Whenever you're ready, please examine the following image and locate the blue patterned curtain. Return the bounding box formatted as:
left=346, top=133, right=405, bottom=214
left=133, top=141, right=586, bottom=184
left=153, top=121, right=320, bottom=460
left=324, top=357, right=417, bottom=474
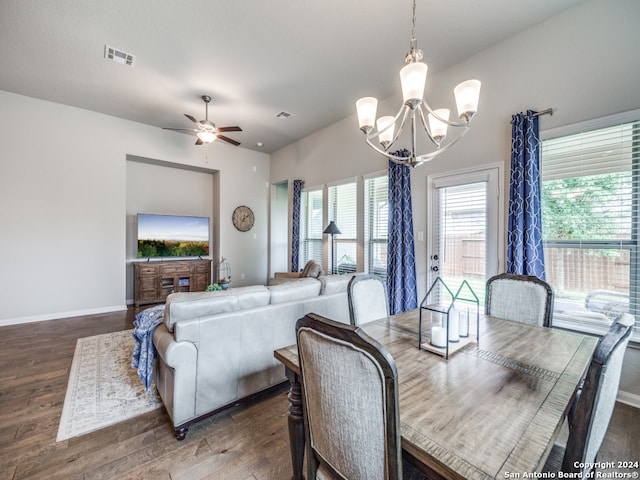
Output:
left=291, top=179, right=304, bottom=272
left=387, top=151, right=418, bottom=314
left=507, top=111, right=546, bottom=279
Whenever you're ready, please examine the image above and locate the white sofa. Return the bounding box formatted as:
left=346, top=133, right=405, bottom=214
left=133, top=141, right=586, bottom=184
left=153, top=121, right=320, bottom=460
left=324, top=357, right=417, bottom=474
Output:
left=152, top=274, right=355, bottom=440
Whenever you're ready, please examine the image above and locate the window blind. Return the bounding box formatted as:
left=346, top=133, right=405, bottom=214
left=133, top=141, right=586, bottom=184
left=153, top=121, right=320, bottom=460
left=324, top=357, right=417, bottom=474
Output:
left=541, top=118, right=639, bottom=340
left=328, top=181, right=357, bottom=274
left=364, top=174, right=388, bottom=279
left=435, top=182, right=487, bottom=304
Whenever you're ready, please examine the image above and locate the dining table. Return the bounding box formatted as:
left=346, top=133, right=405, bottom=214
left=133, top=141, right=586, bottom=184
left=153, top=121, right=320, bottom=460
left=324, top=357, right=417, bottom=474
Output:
left=273, top=309, right=598, bottom=480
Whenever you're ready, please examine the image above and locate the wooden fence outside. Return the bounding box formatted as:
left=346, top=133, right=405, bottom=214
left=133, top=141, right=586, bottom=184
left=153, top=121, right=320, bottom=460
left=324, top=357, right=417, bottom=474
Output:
left=440, top=235, right=629, bottom=296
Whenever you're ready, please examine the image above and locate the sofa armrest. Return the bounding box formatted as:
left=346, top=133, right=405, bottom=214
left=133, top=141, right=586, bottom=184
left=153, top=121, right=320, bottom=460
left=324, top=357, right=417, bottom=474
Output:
left=154, top=323, right=198, bottom=368
left=273, top=272, right=302, bottom=279
left=153, top=323, right=198, bottom=428
left=269, top=272, right=303, bottom=285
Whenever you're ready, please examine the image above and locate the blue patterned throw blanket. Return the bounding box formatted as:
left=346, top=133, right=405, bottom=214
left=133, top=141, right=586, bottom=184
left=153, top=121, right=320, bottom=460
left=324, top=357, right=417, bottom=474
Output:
left=131, top=304, right=165, bottom=395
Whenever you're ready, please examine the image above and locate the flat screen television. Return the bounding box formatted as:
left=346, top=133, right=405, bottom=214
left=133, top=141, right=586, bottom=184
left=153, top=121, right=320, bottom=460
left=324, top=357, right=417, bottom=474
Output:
left=137, top=213, right=210, bottom=258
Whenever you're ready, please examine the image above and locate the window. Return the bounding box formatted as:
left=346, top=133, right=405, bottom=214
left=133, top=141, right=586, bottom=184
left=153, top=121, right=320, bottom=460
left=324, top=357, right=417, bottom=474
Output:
left=300, top=188, right=323, bottom=267
left=541, top=112, right=639, bottom=340
left=364, top=174, right=388, bottom=279
left=328, top=181, right=357, bottom=274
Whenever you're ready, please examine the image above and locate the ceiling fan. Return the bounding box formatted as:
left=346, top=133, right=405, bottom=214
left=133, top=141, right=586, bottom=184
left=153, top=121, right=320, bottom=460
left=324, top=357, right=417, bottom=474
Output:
left=163, top=95, right=242, bottom=146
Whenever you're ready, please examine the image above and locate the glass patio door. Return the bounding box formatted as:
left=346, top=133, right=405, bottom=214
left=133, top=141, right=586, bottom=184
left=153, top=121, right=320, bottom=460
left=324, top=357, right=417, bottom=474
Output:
left=428, top=167, right=502, bottom=306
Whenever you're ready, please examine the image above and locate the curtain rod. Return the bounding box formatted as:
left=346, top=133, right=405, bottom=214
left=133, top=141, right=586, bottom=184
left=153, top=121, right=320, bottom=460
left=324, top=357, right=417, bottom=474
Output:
left=531, top=108, right=553, bottom=118
left=510, top=108, right=553, bottom=123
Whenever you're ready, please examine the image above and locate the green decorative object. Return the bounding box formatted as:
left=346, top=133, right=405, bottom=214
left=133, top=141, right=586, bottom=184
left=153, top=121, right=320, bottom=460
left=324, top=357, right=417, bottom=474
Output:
left=206, top=283, right=223, bottom=291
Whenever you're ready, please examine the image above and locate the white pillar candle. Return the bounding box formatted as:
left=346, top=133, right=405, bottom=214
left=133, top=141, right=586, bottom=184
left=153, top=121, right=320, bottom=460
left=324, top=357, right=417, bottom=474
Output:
left=459, top=308, right=469, bottom=338
left=448, top=311, right=460, bottom=342
left=431, top=326, right=447, bottom=348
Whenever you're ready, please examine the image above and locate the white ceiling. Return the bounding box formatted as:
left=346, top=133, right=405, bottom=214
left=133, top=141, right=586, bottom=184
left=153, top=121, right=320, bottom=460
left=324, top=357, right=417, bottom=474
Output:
left=0, top=0, right=585, bottom=154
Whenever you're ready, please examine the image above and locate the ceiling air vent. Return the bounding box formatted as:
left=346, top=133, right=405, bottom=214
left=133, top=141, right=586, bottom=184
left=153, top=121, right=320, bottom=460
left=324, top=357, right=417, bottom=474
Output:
left=275, top=111, right=293, bottom=119
left=104, top=45, right=135, bottom=66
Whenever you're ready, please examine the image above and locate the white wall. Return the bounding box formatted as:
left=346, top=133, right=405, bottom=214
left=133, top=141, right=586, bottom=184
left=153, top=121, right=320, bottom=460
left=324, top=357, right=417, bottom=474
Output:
left=0, top=90, right=269, bottom=325
left=270, top=0, right=640, bottom=298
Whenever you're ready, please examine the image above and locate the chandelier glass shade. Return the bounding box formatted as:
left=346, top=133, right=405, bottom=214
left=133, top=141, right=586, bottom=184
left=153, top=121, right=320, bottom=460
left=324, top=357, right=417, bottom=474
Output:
left=356, top=0, right=481, bottom=168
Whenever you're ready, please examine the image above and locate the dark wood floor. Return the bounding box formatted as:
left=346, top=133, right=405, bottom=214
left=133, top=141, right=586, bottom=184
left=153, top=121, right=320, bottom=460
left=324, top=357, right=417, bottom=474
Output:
left=0, top=308, right=638, bottom=479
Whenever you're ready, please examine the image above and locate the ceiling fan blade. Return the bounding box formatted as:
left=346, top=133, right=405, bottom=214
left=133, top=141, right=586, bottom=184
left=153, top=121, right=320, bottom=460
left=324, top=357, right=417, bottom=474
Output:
left=195, top=137, right=204, bottom=145
left=217, top=134, right=240, bottom=146
left=184, top=114, right=200, bottom=125
left=216, top=126, right=242, bottom=132
left=163, top=127, right=197, bottom=134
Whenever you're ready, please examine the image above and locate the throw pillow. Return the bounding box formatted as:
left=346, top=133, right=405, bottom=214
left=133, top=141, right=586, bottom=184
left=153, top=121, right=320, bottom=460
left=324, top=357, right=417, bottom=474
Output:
left=301, top=260, right=323, bottom=278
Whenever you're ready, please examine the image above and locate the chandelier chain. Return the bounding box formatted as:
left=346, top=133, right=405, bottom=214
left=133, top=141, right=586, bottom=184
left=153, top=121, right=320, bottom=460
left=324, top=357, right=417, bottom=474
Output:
left=411, top=0, right=417, bottom=48
left=406, top=0, right=422, bottom=63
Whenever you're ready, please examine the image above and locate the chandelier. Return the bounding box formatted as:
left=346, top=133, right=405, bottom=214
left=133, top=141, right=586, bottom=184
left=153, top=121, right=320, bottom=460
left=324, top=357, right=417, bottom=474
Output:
left=356, top=0, right=481, bottom=168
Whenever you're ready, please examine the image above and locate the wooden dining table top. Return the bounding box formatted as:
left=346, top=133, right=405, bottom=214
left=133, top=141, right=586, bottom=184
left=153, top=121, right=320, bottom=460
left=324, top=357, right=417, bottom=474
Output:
left=274, top=309, right=598, bottom=480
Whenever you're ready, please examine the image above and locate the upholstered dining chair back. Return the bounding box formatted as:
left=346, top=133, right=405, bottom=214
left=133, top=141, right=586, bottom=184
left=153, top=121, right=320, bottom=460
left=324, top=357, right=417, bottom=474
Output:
left=296, top=313, right=402, bottom=480
left=544, top=313, right=634, bottom=475
left=485, top=273, right=554, bottom=327
left=348, top=274, right=389, bottom=326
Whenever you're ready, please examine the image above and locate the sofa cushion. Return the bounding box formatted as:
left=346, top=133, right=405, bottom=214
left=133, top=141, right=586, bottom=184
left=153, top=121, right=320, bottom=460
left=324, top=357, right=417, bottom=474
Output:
left=319, top=273, right=356, bottom=295
left=233, top=285, right=273, bottom=309
left=268, top=277, right=321, bottom=304
left=164, top=285, right=270, bottom=332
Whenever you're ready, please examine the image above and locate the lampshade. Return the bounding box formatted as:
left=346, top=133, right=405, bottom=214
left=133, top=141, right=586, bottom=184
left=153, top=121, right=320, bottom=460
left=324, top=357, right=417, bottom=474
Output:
left=197, top=131, right=216, bottom=144
left=428, top=108, right=450, bottom=142
left=453, top=79, right=481, bottom=120
left=400, top=61, right=428, bottom=106
left=323, top=221, right=341, bottom=235
left=377, top=116, right=395, bottom=147
left=356, top=97, right=378, bottom=131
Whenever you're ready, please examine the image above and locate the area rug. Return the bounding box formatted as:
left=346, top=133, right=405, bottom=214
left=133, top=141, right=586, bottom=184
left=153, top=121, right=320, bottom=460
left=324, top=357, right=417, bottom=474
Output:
left=56, top=329, right=162, bottom=442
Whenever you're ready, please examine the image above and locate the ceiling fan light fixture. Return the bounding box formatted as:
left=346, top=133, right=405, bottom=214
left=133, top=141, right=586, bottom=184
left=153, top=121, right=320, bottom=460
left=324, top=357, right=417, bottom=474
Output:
left=197, top=131, right=216, bottom=144
left=163, top=95, right=242, bottom=147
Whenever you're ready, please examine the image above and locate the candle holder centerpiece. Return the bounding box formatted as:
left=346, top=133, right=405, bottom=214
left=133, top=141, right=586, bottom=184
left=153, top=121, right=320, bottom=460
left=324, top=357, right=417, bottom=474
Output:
left=419, top=277, right=480, bottom=359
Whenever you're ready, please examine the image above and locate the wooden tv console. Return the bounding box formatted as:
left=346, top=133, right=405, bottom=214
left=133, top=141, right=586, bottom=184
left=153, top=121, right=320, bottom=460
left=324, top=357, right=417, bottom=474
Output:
left=134, top=259, right=212, bottom=307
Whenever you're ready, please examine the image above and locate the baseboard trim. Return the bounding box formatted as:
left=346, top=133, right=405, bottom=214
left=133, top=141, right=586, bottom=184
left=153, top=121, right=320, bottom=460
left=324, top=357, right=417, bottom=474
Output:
left=617, top=390, right=640, bottom=409
left=0, top=305, right=128, bottom=327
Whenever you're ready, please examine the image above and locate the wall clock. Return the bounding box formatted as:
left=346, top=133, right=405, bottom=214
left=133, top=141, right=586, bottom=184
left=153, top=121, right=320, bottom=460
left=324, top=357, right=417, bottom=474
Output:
left=232, top=205, right=254, bottom=232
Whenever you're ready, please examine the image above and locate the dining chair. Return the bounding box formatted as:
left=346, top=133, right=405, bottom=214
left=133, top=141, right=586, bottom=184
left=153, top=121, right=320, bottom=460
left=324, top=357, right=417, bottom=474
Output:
left=347, top=273, right=389, bottom=325
left=296, top=313, right=427, bottom=480
left=543, top=313, right=634, bottom=476
left=485, top=273, right=554, bottom=327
